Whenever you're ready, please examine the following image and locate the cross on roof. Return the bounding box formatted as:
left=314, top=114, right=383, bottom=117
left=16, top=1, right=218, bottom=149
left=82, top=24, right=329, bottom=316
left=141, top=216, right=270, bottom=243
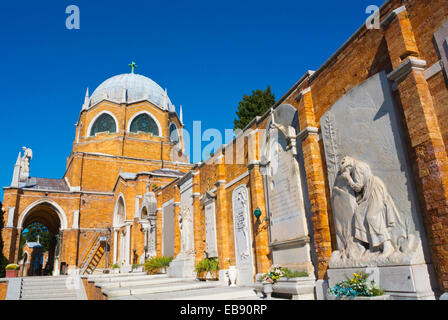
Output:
left=128, top=61, right=138, bottom=74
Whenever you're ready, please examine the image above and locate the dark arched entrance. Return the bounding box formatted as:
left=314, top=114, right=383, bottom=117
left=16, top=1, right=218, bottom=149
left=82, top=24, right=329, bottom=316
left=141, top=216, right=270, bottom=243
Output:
left=18, top=201, right=65, bottom=276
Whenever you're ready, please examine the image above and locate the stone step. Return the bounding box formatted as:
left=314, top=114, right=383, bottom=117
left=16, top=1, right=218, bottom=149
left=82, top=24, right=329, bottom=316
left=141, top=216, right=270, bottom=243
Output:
left=97, top=277, right=189, bottom=289
left=103, top=281, right=222, bottom=298
left=109, top=286, right=258, bottom=300
left=87, top=273, right=158, bottom=283
left=85, top=272, right=147, bottom=280
left=23, top=277, right=70, bottom=284
left=172, top=288, right=259, bottom=300
left=21, top=295, right=79, bottom=300
left=21, top=287, right=77, bottom=295
left=21, top=291, right=78, bottom=299
left=22, top=281, right=73, bottom=289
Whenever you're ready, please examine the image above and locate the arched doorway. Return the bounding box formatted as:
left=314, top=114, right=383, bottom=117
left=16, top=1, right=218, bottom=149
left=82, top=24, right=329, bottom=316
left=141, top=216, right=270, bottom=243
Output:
left=17, top=200, right=67, bottom=276
left=113, top=195, right=129, bottom=267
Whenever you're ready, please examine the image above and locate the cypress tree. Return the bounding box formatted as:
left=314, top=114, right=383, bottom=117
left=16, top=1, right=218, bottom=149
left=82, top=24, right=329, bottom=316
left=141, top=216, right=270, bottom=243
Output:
left=233, top=86, right=276, bottom=130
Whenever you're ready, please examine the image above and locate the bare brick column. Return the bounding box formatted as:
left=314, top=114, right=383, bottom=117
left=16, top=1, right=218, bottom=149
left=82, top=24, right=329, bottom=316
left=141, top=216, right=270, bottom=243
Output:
left=247, top=130, right=270, bottom=274
left=296, top=88, right=332, bottom=279
left=1, top=227, right=16, bottom=262
left=192, top=171, right=205, bottom=264
left=383, top=7, right=448, bottom=291
left=214, top=157, right=230, bottom=270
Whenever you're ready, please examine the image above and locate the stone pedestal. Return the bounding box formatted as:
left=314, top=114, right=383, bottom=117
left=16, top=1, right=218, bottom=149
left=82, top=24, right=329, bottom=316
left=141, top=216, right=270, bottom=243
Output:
left=327, top=264, right=437, bottom=300
left=167, top=254, right=195, bottom=278
left=120, top=264, right=132, bottom=274
left=254, top=275, right=316, bottom=300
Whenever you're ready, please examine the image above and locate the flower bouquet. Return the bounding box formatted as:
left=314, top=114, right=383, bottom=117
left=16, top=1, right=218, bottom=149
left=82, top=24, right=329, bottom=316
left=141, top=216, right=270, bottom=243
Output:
left=328, top=272, right=386, bottom=300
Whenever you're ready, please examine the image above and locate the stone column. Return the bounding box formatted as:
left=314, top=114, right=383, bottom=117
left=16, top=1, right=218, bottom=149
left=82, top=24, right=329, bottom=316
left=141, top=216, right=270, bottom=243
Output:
left=383, top=7, right=448, bottom=291
left=156, top=192, right=163, bottom=257
left=134, top=196, right=141, bottom=219
left=126, top=224, right=131, bottom=265
left=295, top=87, right=333, bottom=280
left=174, top=188, right=181, bottom=257
left=113, top=229, right=118, bottom=264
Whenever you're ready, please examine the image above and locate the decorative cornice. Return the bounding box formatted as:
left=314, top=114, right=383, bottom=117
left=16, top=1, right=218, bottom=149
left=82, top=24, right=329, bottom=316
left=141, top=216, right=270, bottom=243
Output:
left=214, top=180, right=226, bottom=187
left=200, top=190, right=217, bottom=205
left=425, top=60, right=443, bottom=80
left=296, top=126, right=319, bottom=141
left=225, top=171, right=249, bottom=189
left=387, top=57, right=427, bottom=84
left=269, top=236, right=310, bottom=249
left=294, top=87, right=311, bottom=101
left=380, top=6, right=406, bottom=30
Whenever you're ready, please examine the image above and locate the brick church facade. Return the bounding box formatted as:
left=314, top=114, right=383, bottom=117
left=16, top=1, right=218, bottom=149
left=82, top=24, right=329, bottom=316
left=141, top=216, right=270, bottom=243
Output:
left=2, top=0, right=448, bottom=299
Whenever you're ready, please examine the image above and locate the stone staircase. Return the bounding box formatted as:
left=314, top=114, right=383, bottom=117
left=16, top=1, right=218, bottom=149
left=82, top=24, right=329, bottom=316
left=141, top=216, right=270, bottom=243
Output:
left=84, top=272, right=261, bottom=300
left=20, top=276, right=86, bottom=300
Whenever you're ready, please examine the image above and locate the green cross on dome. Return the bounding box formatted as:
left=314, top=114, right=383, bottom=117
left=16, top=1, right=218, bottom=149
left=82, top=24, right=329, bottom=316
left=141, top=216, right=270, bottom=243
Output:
left=128, top=61, right=138, bottom=74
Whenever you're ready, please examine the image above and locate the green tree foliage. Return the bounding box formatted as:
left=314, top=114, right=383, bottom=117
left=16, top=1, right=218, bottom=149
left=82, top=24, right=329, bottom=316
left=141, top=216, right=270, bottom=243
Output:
left=20, top=222, right=50, bottom=253
left=233, top=86, right=276, bottom=130
left=0, top=202, right=8, bottom=277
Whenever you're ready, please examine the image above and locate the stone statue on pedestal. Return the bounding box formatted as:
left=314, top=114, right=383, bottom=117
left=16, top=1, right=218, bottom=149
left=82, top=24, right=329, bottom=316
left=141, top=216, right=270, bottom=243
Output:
left=330, top=156, right=421, bottom=267
left=178, top=206, right=194, bottom=257
left=19, top=146, right=33, bottom=182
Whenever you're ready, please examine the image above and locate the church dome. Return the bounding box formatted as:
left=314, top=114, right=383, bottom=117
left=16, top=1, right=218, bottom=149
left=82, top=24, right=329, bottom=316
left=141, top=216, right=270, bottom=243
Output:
left=85, top=73, right=174, bottom=111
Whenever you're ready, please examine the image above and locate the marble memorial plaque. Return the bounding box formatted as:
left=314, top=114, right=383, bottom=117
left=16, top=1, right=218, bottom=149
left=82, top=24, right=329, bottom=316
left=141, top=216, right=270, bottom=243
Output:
left=162, top=201, right=175, bottom=258
left=434, top=20, right=448, bottom=84
left=266, top=131, right=307, bottom=243
left=205, top=201, right=218, bottom=258
left=320, top=71, right=426, bottom=268
left=232, top=185, right=255, bottom=285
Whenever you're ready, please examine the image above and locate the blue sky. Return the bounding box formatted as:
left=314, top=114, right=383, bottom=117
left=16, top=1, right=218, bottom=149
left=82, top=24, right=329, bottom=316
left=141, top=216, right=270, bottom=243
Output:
left=0, top=0, right=383, bottom=199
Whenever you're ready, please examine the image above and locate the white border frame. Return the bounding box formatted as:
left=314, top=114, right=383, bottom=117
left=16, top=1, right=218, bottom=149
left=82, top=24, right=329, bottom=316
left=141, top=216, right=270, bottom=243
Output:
left=86, top=110, right=119, bottom=137
left=113, top=193, right=127, bottom=228
left=18, top=199, right=68, bottom=231
left=127, top=110, right=162, bottom=137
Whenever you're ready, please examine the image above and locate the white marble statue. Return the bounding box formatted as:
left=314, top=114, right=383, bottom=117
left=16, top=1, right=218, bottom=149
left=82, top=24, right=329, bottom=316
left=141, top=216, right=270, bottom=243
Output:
left=178, top=206, right=194, bottom=257
left=269, top=109, right=297, bottom=156
left=19, top=146, right=33, bottom=182
left=330, top=156, right=421, bottom=267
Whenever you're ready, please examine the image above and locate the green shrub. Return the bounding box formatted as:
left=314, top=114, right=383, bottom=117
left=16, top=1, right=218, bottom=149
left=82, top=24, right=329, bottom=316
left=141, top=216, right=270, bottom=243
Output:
left=132, top=264, right=142, bottom=269
left=159, top=256, right=173, bottom=268
left=144, top=256, right=173, bottom=274
left=5, top=264, right=20, bottom=271
left=195, top=258, right=219, bottom=273
left=111, top=264, right=119, bottom=269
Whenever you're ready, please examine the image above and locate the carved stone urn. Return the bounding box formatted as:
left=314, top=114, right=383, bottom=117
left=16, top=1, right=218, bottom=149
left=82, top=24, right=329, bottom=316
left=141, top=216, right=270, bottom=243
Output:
left=228, top=266, right=237, bottom=287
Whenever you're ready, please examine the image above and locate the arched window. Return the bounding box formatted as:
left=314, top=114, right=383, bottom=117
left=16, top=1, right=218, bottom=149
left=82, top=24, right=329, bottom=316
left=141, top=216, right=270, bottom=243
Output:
left=141, top=207, right=148, bottom=220
left=90, top=113, right=117, bottom=136
left=169, top=123, right=179, bottom=144
left=116, top=197, right=125, bottom=226
left=130, top=113, right=159, bottom=136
